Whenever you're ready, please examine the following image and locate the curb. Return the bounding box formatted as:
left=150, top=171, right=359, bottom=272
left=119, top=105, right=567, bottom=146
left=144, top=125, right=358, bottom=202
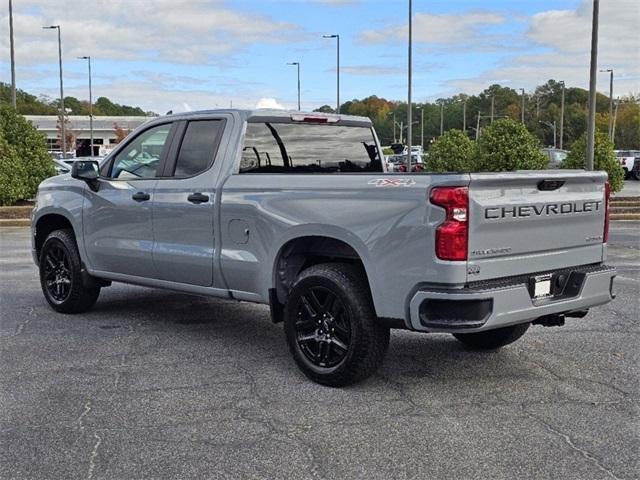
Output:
left=0, top=219, right=31, bottom=227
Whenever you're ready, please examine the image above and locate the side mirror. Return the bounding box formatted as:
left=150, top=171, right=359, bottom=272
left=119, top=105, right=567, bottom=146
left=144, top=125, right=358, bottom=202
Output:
left=71, top=160, right=100, bottom=190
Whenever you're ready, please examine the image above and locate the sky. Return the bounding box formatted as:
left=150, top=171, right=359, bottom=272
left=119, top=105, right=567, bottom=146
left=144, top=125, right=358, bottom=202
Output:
left=1, top=0, right=639, bottom=114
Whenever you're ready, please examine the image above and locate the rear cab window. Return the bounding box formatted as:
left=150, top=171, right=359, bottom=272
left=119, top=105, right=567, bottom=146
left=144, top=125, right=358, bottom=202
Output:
left=240, top=120, right=382, bottom=173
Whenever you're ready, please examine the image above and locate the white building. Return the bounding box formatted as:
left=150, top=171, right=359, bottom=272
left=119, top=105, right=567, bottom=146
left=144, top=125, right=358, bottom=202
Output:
left=25, top=115, right=154, bottom=157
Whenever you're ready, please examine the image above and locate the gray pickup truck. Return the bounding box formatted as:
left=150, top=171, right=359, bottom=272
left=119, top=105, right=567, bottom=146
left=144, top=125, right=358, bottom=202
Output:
left=32, top=110, right=616, bottom=386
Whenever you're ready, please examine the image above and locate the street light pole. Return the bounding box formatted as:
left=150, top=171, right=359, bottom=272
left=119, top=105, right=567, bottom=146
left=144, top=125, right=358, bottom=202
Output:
left=490, top=95, right=495, bottom=123
left=586, top=0, right=600, bottom=171
left=439, top=101, right=444, bottom=136
left=406, top=0, right=413, bottom=173
left=78, top=56, right=93, bottom=155
left=43, top=25, right=66, bottom=156
left=599, top=68, right=614, bottom=139
left=520, top=88, right=526, bottom=124
left=612, top=97, right=619, bottom=142
left=9, top=0, right=16, bottom=108
left=420, top=106, right=424, bottom=150
left=287, top=62, right=301, bottom=111
left=462, top=99, right=467, bottom=133
left=559, top=81, right=565, bottom=150
left=322, top=34, right=340, bottom=113
left=476, top=111, right=481, bottom=141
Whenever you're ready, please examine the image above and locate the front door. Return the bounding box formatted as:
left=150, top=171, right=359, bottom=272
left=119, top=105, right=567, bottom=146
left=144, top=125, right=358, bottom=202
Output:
left=83, top=123, right=174, bottom=278
left=152, top=118, right=226, bottom=286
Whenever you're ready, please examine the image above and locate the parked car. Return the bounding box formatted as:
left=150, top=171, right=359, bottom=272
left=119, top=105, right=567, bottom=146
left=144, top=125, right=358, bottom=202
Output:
left=51, top=159, right=71, bottom=175
left=615, top=150, right=640, bottom=180
left=541, top=148, right=568, bottom=169
left=32, top=110, right=616, bottom=386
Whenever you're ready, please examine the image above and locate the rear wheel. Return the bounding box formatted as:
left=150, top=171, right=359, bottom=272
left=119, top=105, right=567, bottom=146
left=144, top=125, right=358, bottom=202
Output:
left=284, top=263, right=389, bottom=387
left=39, top=229, right=100, bottom=313
left=452, top=323, right=530, bottom=350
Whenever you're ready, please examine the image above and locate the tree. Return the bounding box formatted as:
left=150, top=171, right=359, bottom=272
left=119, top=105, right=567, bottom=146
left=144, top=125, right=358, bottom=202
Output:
left=427, top=129, right=478, bottom=172
left=313, top=105, right=335, bottom=113
left=56, top=112, right=76, bottom=153
left=477, top=119, right=548, bottom=171
left=0, top=104, right=55, bottom=205
left=113, top=123, right=131, bottom=143
left=564, top=131, right=624, bottom=192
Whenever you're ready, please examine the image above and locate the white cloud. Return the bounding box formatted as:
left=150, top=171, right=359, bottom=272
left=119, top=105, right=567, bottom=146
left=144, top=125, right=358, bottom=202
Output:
left=359, top=11, right=505, bottom=48
left=255, top=98, right=285, bottom=109
left=0, top=0, right=301, bottom=65
left=445, top=0, right=639, bottom=97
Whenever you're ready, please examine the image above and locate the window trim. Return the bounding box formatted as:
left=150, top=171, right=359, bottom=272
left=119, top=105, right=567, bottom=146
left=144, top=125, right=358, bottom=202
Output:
left=100, top=121, right=177, bottom=180
left=159, top=118, right=227, bottom=180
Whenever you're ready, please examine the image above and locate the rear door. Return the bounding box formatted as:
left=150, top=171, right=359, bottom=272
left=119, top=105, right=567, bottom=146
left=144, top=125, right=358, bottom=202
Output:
left=467, top=171, right=608, bottom=282
left=151, top=118, right=226, bottom=286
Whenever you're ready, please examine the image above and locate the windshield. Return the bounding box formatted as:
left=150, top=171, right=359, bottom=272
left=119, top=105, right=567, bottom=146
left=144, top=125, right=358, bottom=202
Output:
left=240, top=122, right=381, bottom=173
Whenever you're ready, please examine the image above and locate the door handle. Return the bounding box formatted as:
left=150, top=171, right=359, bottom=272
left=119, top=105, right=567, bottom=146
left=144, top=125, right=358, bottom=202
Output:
left=132, top=192, right=151, bottom=202
left=187, top=192, right=210, bottom=204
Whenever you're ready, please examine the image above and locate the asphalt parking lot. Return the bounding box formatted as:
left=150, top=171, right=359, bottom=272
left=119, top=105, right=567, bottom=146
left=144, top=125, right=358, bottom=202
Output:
left=1, top=225, right=638, bottom=480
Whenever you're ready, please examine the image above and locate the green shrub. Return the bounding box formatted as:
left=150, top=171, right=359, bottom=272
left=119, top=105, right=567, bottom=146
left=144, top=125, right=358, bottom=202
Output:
left=563, top=131, right=624, bottom=192
left=427, top=129, right=478, bottom=172
left=477, top=119, right=548, bottom=171
left=0, top=103, right=55, bottom=205
left=382, top=147, right=394, bottom=156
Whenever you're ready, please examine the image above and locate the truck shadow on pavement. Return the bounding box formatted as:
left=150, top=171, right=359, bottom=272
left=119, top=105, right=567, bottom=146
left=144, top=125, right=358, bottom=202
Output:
left=80, top=286, right=516, bottom=386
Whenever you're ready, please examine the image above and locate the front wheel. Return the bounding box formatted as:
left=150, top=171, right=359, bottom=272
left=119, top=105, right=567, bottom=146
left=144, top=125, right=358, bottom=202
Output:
left=39, top=229, right=100, bottom=313
left=452, top=323, right=530, bottom=350
left=284, top=263, right=389, bottom=387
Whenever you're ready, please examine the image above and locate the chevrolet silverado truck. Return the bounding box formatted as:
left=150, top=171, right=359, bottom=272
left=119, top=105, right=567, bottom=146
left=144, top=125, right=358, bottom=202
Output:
left=32, top=110, right=616, bottom=386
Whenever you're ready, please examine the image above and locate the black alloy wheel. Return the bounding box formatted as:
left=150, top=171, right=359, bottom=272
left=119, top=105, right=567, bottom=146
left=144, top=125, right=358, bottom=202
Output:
left=295, top=286, right=352, bottom=368
left=284, top=263, right=390, bottom=387
left=39, top=229, right=101, bottom=313
left=43, top=244, right=72, bottom=302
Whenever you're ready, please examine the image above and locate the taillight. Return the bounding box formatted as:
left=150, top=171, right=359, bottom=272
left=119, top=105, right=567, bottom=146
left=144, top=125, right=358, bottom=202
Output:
left=603, top=181, right=611, bottom=243
left=429, top=186, right=469, bottom=261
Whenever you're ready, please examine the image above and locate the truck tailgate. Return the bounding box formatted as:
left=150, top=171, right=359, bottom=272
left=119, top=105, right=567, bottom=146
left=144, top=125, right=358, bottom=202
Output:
left=467, top=170, right=608, bottom=282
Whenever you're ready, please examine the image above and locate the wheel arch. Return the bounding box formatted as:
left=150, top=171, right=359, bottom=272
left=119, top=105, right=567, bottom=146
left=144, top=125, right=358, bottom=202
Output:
left=270, top=230, right=379, bottom=321
left=34, top=212, right=77, bottom=263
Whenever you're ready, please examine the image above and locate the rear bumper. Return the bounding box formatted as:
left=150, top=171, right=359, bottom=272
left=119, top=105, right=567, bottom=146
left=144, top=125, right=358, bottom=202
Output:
left=408, top=264, right=616, bottom=333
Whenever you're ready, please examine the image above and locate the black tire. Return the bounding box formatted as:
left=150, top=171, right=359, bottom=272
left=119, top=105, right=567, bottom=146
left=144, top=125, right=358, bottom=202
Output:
left=39, top=229, right=100, bottom=313
left=452, top=323, right=530, bottom=350
left=284, top=263, right=389, bottom=387
left=623, top=168, right=630, bottom=180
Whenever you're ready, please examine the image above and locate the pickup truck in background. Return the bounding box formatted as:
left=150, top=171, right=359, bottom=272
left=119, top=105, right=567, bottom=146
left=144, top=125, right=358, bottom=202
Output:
left=615, top=150, right=640, bottom=180
left=32, top=110, right=616, bottom=386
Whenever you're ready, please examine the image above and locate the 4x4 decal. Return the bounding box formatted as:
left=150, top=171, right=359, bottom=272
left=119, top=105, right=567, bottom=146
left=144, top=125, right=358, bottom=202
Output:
left=368, top=178, right=416, bottom=187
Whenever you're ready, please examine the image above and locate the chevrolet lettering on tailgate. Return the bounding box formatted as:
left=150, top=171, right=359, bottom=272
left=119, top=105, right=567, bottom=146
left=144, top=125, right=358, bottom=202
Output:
left=485, top=200, right=602, bottom=219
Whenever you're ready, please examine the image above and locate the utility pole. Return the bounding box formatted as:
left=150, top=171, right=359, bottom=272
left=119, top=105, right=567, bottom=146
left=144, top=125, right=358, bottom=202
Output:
left=439, top=101, right=444, bottom=136
left=536, top=95, right=540, bottom=119
left=475, top=111, right=481, bottom=141
left=322, top=35, right=340, bottom=113
left=490, top=95, right=495, bottom=123
left=399, top=121, right=403, bottom=144
left=406, top=0, right=413, bottom=172
left=78, top=56, right=93, bottom=156
left=586, top=0, right=599, bottom=171
left=462, top=99, right=467, bottom=133
left=9, top=0, right=16, bottom=108
left=559, top=81, right=565, bottom=150
left=43, top=25, right=66, bottom=156
left=600, top=68, right=614, bottom=139
left=520, top=88, right=526, bottom=124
